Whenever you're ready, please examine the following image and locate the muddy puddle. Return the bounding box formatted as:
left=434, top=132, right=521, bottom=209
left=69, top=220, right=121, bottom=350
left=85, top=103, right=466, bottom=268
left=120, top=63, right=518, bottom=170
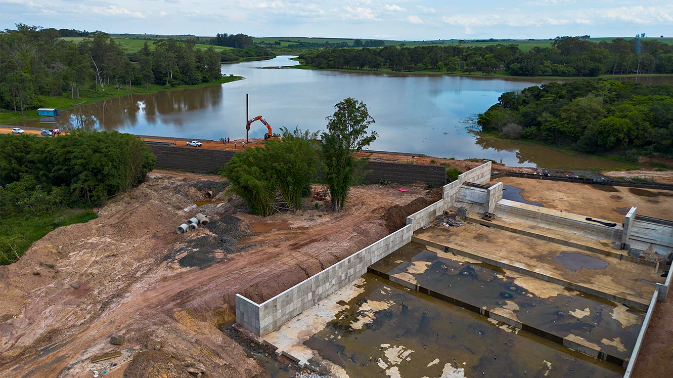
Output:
left=369, top=243, right=643, bottom=362
left=553, top=252, right=610, bottom=272
left=502, top=185, right=544, bottom=207
left=306, top=273, right=622, bottom=377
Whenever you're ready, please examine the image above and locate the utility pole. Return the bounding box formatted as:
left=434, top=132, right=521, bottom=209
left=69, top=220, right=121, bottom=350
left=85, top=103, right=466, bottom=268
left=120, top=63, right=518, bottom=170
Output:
left=245, top=94, right=250, bottom=143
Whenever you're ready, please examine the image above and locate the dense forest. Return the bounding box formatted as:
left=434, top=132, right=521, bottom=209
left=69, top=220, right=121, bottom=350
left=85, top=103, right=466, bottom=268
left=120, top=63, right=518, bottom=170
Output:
left=478, top=80, right=673, bottom=156
left=0, top=25, right=223, bottom=115
left=299, top=37, right=673, bottom=76
left=0, top=131, right=155, bottom=264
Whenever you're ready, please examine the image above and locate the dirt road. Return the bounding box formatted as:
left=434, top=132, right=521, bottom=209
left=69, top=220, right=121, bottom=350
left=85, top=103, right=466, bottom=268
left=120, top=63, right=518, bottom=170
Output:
left=0, top=170, right=435, bottom=377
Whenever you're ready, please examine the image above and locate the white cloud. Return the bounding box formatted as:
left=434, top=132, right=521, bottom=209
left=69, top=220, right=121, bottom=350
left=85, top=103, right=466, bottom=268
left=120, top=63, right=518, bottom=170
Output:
left=90, top=5, right=146, bottom=19
left=160, top=10, right=167, bottom=17
left=416, top=5, right=435, bottom=14
left=406, top=15, right=423, bottom=24
left=342, top=5, right=380, bottom=21
left=383, top=4, right=405, bottom=12
left=601, top=6, right=673, bottom=24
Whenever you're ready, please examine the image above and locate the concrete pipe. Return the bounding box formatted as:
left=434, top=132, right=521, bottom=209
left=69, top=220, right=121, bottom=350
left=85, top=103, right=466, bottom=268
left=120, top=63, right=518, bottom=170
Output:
left=196, top=213, right=209, bottom=225
left=176, top=224, right=189, bottom=234
left=188, top=222, right=198, bottom=230
left=204, top=190, right=213, bottom=198
left=187, top=217, right=199, bottom=225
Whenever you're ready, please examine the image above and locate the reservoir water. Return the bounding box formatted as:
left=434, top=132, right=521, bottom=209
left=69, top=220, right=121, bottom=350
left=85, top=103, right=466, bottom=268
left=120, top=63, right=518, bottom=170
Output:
left=18, top=56, right=627, bottom=168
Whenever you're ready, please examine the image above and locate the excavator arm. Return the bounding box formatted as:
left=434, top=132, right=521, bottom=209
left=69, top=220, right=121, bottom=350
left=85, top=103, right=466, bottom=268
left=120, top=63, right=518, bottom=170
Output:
left=247, top=115, right=281, bottom=140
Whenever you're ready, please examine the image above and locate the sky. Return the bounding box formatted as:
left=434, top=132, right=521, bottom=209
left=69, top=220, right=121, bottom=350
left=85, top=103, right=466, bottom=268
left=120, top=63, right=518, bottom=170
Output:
left=1, top=0, right=672, bottom=40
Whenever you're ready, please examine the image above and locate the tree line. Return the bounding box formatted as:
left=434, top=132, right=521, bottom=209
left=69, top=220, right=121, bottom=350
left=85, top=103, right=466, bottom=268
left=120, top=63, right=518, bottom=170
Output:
left=210, top=33, right=254, bottom=48
left=478, top=80, right=673, bottom=156
left=298, top=37, right=673, bottom=76
left=0, top=24, right=223, bottom=115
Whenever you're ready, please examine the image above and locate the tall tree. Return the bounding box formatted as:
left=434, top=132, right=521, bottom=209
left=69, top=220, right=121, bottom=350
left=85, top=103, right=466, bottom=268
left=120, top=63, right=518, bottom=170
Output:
left=320, top=98, right=377, bottom=212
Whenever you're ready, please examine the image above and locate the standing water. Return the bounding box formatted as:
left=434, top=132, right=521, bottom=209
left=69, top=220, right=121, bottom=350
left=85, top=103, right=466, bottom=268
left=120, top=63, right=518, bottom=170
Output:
left=17, top=56, right=627, bottom=168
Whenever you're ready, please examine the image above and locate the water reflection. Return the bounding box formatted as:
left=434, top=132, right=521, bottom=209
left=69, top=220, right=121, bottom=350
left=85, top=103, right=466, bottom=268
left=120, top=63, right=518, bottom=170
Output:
left=15, top=56, right=648, bottom=169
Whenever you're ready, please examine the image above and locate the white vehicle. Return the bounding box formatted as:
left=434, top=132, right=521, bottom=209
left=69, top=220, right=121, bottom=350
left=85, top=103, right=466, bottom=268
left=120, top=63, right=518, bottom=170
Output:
left=11, top=127, right=25, bottom=134
left=186, top=140, right=202, bottom=147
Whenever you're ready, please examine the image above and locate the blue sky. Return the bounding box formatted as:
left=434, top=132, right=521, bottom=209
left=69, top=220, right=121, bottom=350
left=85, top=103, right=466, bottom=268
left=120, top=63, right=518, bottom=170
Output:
left=1, top=0, right=672, bottom=40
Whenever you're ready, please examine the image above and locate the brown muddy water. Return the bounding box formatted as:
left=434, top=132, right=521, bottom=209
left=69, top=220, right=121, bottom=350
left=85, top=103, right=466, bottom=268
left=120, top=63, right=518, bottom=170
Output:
left=305, top=273, right=622, bottom=378
left=371, top=243, right=644, bottom=362
left=14, top=56, right=636, bottom=169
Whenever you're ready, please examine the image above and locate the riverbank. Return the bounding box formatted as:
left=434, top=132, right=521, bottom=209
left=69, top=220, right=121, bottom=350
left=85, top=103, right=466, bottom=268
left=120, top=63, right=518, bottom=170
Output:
left=0, top=75, right=243, bottom=125
left=291, top=62, right=673, bottom=82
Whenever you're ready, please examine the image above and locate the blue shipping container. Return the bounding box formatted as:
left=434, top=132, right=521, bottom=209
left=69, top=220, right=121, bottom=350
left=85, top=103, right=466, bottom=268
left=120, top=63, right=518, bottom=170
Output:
left=37, top=108, right=59, bottom=116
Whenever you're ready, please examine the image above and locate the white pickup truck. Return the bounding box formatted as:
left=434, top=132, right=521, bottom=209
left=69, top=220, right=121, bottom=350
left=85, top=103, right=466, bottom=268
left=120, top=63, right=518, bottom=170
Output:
left=186, top=140, right=202, bottom=147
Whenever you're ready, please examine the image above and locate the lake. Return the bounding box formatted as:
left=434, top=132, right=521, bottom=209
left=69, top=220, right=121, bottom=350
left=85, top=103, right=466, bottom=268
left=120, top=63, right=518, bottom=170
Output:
left=19, top=55, right=627, bottom=169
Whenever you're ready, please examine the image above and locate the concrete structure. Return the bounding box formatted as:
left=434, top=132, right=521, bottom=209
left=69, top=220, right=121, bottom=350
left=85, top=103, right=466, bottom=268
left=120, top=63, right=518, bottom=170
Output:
left=486, top=182, right=503, bottom=214
left=236, top=162, right=493, bottom=336
left=628, top=215, right=673, bottom=257
left=236, top=224, right=413, bottom=335
left=622, top=207, right=637, bottom=250
left=495, top=199, right=623, bottom=244
left=623, top=289, right=659, bottom=378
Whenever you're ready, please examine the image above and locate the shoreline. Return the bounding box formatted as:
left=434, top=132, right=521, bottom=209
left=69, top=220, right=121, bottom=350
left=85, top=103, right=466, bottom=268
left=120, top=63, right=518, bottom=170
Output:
left=290, top=63, right=673, bottom=81
left=0, top=75, right=244, bottom=125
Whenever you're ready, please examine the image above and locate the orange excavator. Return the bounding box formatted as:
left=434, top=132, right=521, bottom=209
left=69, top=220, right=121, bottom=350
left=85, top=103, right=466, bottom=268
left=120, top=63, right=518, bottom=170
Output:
left=247, top=115, right=282, bottom=141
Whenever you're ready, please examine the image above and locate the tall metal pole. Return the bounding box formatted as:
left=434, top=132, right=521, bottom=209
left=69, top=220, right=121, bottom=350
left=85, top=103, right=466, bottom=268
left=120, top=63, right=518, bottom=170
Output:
left=246, top=94, right=249, bottom=143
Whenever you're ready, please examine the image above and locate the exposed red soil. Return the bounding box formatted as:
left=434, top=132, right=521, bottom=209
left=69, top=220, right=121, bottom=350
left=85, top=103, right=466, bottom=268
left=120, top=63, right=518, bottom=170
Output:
left=0, top=170, right=432, bottom=377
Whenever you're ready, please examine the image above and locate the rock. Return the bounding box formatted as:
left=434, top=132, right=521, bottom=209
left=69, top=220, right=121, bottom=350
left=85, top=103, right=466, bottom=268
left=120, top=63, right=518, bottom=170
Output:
left=70, top=281, right=81, bottom=289
left=146, top=340, right=162, bottom=351
left=110, top=335, right=124, bottom=346
left=32, top=271, right=41, bottom=276
left=186, top=366, right=205, bottom=376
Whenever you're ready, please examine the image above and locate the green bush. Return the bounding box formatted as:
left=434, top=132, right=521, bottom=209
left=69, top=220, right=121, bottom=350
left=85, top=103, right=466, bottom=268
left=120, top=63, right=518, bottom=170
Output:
left=446, top=168, right=462, bottom=182
left=223, top=128, right=319, bottom=216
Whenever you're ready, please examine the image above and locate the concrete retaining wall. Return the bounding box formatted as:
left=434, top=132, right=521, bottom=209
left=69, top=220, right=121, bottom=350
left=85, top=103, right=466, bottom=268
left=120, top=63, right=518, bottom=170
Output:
left=149, top=145, right=446, bottom=185
left=455, top=186, right=488, bottom=213
left=234, top=163, right=493, bottom=336
left=486, top=182, right=503, bottom=214
left=629, top=218, right=673, bottom=257
left=237, top=225, right=413, bottom=336
left=622, top=207, right=637, bottom=249
left=623, top=288, right=659, bottom=378
left=495, top=199, right=623, bottom=244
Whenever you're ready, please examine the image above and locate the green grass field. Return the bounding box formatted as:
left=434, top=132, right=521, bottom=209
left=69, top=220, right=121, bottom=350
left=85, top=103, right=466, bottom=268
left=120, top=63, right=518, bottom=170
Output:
left=61, top=37, right=232, bottom=54
left=0, top=208, right=97, bottom=265
left=255, top=36, right=673, bottom=51
left=62, top=35, right=673, bottom=54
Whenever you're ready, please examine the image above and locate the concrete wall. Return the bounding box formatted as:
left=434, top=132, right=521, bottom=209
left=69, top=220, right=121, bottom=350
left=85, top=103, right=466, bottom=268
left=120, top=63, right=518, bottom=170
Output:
left=495, top=199, right=623, bottom=243
left=622, top=207, right=637, bottom=249
left=455, top=186, right=488, bottom=213
left=486, top=182, right=503, bottom=214
left=629, top=218, right=673, bottom=257
left=623, top=288, right=659, bottom=378
left=149, top=145, right=446, bottom=185
left=234, top=162, right=493, bottom=336
left=256, top=225, right=412, bottom=335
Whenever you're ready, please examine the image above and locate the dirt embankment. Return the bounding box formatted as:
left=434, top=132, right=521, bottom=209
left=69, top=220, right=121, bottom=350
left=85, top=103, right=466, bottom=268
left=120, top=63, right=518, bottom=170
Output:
left=0, top=170, right=433, bottom=377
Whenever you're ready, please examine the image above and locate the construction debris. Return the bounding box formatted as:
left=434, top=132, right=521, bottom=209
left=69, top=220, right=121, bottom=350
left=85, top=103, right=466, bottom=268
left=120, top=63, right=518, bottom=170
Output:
left=91, top=351, right=122, bottom=363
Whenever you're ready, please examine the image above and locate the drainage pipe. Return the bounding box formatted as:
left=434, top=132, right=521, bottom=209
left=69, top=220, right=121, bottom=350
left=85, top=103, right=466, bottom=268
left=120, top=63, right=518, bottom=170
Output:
left=176, top=224, right=189, bottom=234
left=196, top=213, right=209, bottom=225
